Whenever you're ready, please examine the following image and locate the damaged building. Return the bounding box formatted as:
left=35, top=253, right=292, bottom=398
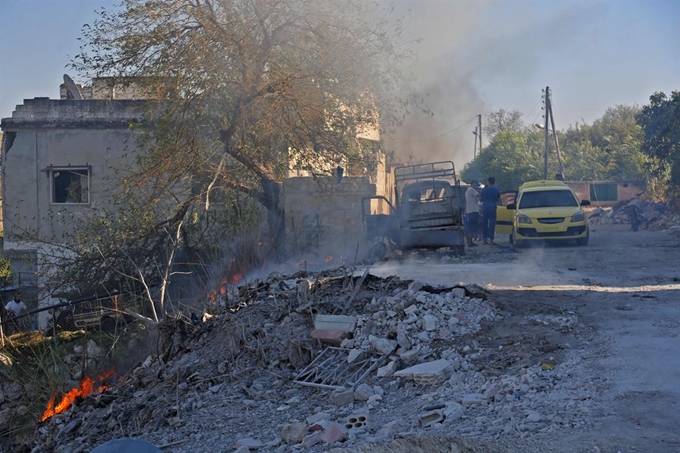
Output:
left=0, top=77, right=392, bottom=326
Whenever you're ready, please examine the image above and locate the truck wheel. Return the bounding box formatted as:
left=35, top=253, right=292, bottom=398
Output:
left=101, top=316, right=116, bottom=333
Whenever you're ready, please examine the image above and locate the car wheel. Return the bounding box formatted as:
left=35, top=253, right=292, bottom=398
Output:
left=511, top=229, right=525, bottom=248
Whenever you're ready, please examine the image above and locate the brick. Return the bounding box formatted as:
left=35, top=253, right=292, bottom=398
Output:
left=320, top=422, right=347, bottom=445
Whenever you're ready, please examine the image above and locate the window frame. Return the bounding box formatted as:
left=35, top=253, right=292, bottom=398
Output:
left=49, top=166, right=91, bottom=205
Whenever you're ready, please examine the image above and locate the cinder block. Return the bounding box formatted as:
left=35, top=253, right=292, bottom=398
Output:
left=418, top=410, right=444, bottom=427
left=344, top=413, right=374, bottom=432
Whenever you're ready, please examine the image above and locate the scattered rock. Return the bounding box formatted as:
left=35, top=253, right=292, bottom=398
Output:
left=281, top=422, right=307, bottom=445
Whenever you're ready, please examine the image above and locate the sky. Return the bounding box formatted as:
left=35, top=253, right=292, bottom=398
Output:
left=0, top=0, right=678, bottom=167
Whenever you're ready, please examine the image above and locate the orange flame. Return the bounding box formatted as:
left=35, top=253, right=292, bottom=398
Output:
left=324, top=255, right=333, bottom=263
left=40, top=370, right=115, bottom=422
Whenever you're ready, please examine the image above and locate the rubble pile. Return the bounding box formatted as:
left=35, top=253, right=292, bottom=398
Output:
left=587, top=199, right=680, bottom=233
left=13, top=268, right=602, bottom=453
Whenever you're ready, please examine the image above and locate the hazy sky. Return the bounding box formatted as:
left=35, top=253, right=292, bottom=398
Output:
left=1, top=0, right=678, bottom=166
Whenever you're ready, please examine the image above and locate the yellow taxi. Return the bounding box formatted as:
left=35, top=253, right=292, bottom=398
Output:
left=496, top=180, right=590, bottom=247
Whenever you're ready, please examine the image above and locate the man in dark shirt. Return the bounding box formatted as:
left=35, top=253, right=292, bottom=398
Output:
left=480, top=177, right=501, bottom=244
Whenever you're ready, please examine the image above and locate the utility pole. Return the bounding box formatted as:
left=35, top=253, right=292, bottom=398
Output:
left=543, top=87, right=549, bottom=180
left=472, top=126, right=478, bottom=159
left=546, top=87, right=565, bottom=179
left=477, top=114, right=483, bottom=151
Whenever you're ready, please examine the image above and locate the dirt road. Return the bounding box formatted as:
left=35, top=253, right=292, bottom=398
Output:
left=370, top=224, right=680, bottom=452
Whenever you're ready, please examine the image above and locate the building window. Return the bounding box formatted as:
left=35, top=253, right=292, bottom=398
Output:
left=590, top=183, right=617, bottom=202
left=51, top=168, right=90, bottom=204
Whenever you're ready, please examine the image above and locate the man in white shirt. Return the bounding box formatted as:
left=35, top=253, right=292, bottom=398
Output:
left=5, top=292, right=27, bottom=317
left=464, top=181, right=481, bottom=247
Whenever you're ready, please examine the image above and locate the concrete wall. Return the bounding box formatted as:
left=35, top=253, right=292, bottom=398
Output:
left=283, top=177, right=377, bottom=259
left=565, top=181, right=645, bottom=206
left=566, top=182, right=590, bottom=202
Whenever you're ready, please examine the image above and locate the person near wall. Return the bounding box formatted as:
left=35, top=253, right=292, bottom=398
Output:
left=464, top=181, right=481, bottom=247
left=5, top=292, right=27, bottom=318
left=480, top=177, right=501, bottom=245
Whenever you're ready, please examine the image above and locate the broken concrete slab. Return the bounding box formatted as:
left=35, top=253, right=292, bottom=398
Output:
left=393, top=359, right=454, bottom=385
left=353, top=383, right=374, bottom=401
left=314, top=314, right=357, bottom=332
left=369, top=336, right=397, bottom=355
left=376, top=361, right=397, bottom=377
left=347, top=349, right=363, bottom=363
left=333, top=389, right=355, bottom=406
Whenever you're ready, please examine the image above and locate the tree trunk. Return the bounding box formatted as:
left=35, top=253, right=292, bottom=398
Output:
left=262, top=178, right=285, bottom=259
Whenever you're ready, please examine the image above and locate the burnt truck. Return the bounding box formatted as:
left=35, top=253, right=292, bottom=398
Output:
left=362, top=161, right=465, bottom=256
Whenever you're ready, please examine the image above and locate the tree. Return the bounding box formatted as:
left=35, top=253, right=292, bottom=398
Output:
left=484, top=109, right=525, bottom=138
left=637, top=91, right=680, bottom=187
left=73, top=0, right=414, bottom=255
left=461, top=131, right=542, bottom=191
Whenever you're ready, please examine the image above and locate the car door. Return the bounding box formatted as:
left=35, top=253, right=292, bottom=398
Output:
left=496, top=191, right=518, bottom=235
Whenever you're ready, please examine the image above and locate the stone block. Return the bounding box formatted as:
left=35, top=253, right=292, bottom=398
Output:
left=418, top=410, right=444, bottom=427
left=398, top=347, right=421, bottom=362
left=333, top=389, right=355, bottom=406
left=394, top=359, right=454, bottom=385
left=444, top=402, right=464, bottom=420
left=311, top=329, right=347, bottom=345
left=377, top=361, right=397, bottom=377
left=353, top=383, right=374, bottom=401
left=461, top=393, right=486, bottom=407
left=281, top=422, right=307, bottom=445
left=347, top=349, right=363, bottom=363
left=422, top=315, right=439, bottom=331
left=369, top=335, right=397, bottom=355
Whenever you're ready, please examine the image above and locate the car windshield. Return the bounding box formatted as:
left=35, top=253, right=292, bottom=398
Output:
left=519, top=190, right=578, bottom=209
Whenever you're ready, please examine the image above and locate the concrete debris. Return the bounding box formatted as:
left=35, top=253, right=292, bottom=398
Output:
left=314, top=314, right=357, bottom=333
left=394, top=359, right=454, bottom=385
left=281, top=422, right=307, bottom=445
left=418, top=410, right=445, bottom=427
left=19, top=267, right=602, bottom=453
left=334, top=389, right=355, bottom=406
left=235, top=437, right=263, bottom=449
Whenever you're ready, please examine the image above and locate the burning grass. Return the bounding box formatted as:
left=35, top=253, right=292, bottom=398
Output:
left=40, top=370, right=116, bottom=422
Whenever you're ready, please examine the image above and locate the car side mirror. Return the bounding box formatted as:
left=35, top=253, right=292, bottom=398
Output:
left=580, top=200, right=591, bottom=206
left=507, top=204, right=516, bottom=210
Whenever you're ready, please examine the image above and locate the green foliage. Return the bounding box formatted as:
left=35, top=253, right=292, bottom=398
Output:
left=464, top=104, right=653, bottom=192
left=637, top=91, right=680, bottom=189
left=484, top=109, right=525, bottom=138
left=0, top=257, right=12, bottom=286
left=462, top=131, right=541, bottom=191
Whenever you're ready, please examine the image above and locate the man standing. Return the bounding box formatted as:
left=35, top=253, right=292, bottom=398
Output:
left=464, top=181, right=481, bottom=247
left=480, top=177, right=501, bottom=245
